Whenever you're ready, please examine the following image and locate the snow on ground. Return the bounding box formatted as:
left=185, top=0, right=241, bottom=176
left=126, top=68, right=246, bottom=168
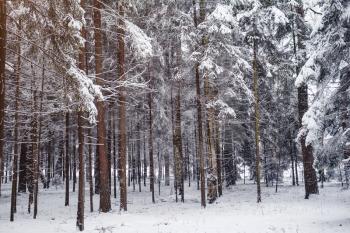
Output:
left=0, top=182, right=349, bottom=233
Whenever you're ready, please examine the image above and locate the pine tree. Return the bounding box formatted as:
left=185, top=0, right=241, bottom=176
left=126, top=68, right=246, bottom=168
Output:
left=0, top=0, right=6, bottom=197
left=93, top=0, right=111, bottom=212
left=117, top=0, right=128, bottom=211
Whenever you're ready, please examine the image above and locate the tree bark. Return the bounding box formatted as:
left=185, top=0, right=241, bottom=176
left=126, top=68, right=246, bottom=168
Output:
left=88, top=128, right=94, bottom=212
left=174, top=87, right=184, bottom=202
left=76, top=111, right=85, bottom=231
left=94, top=0, right=111, bottom=212
left=148, top=68, right=155, bottom=203
left=216, top=123, right=222, bottom=197
left=137, top=120, right=142, bottom=192
left=293, top=2, right=318, bottom=198
left=18, top=142, right=27, bottom=193
left=112, top=109, right=117, bottom=198
left=65, top=111, right=70, bottom=206
left=194, top=0, right=206, bottom=208
left=0, top=0, right=6, bottom=197
left=32, top=90, right=39, bottom=218
left=10, top=24, right=21, bottom=221
left=253, top=38, right=262, bottom=203
left=117, top=0, right=127, bottom=211
left=204, top=75, right=218, bottom=204
left=77, top=5, right=86, bottom=228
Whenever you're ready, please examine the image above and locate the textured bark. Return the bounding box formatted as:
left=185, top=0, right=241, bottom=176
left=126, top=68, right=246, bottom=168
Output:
left=94, top=0, right=111, bottom=212
left=77, top=6, right=86, bottom=228
left=94, top=140, right=100, bottom=194
left=148, top=71, right=155, bottom=203
left=73, top=132, right=77, bottom=193
left=137, top=121, right=142, bottom=192
left=47, top=134, right=52, bottom=188
left=170, top=88, right=178, bottom=202
left=10, top=27, right=21, bottom=221
left=0, top=0, right=6, bottom=196
left=112, top=109, right=117, bottom=198
left=18, top=142, right=27, bottom=193
left=88, top=128, right=94, bottom=212
left=215, top=124, right=222, bottom=197
left=290, top=132, right=296, bottom=186
left=194, top=0, right=206, bottom=208
left=33, top=55, right=46, bottom=218
left=32, top=90, right=39, bottom=218
left=65, top=112, right=70, bottom=206
left=195, top=64, right=206, bottom=208
left=204, top=76, right=217, bottom=204
left=174, top=88, right=184, bottom=202
left=298, top=84, right=319, bottom=198
left=293, top=2, right=318, bottom=198
left=27, top=139, right=34, bottom=214
left=164, top=146, right=170, bottom=186
left=107, top=109, right=112, bottom=193
left=253, top=39, right=262, bottom=203
left=76, top=111, right=85, bottom=231
left=117, top=0, right=127, bottom=211
left=143, top=130, right=147, bottom=187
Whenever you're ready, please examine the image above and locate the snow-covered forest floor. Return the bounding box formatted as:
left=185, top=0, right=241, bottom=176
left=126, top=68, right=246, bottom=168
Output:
left=0, top=182, right=349, bottom=233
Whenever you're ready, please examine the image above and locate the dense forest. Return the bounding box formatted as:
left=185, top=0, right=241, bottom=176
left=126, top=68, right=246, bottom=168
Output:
left=0, top=0, right=349, bottom=232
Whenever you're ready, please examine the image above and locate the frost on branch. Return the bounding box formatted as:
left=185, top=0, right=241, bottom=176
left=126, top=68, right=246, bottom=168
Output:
left=126, top=21, right=153, bottom=60
left=66, top=60, right=103, bottom=124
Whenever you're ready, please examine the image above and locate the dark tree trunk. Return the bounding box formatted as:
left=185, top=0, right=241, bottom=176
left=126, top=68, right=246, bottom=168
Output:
left=174, top=88, right=184, bottom=202
left=65, top=112, right=70, bottom=206
left=18, top=143, right=27, bottom=193
left=253, top=38, right=262, bottom=203
left=290, top=135, right=296, bottom=186
left=216, top=124, right=222, bottom=197
left=94, top=141, right=100, bottom=194
left=0, top=0, right=6, bottom=197
left=194, top=0, right=206, bottom=208
left=143, top=130, right=147, bottom=187
left=10, top=28, right=21, bottom=220
left=73, top=132, right=77, bottom=193
left=223, top=129, right=234, bottom=186
left=148, top=70, right=155, bottom=203
left=88, top=128, right=94, bottom=212
left=76, top=111, right=85, bottom=231
left=47, top=134, right=52, bottom=188
left=107, top=109, right=112, bottom=194
left=112, top=109, right=117, bottom=198
left=94, top=0, right=111, bottom=212
left=137, top=121, right=142, bottom=192
left=77, top=9, right=86, bottom=227
left=117, top=0, right=127, bottom=211
left=32, top=90, right=39, bottom=218
left=298, top=84, right=319, bottom=198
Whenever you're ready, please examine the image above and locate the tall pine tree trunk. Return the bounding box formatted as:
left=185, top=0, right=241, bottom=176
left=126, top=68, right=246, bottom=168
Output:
left=174, top=87, right=184, bottom=202
left=77, top=4, right=86, bottom=228
left=193, top=0, right=206, bottom=208
left=88, top=128, right=94, bottom=212
left=94, top=0, right=111, bottom=212
left=76, top=111, right=85, bottom=231
left=148, top=67, right=155, bottom=203
left=204, top=76, right=218, bottom=204
left=293, top=2, right=318, bottom=198
left=117, top=0, right=127, bottom=211
left=215, top=123, right=222, bottom=197
left=32, top=90, right=39, bottom=218
left=0, top=0, right=6, bottom=197
left=33, top=55, right=46, bottom=219
left=10, top=24, right=21, bottom=221
left=65, top=111, right=70, bottom=206
left=253, top=38, right=262, bottom=203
